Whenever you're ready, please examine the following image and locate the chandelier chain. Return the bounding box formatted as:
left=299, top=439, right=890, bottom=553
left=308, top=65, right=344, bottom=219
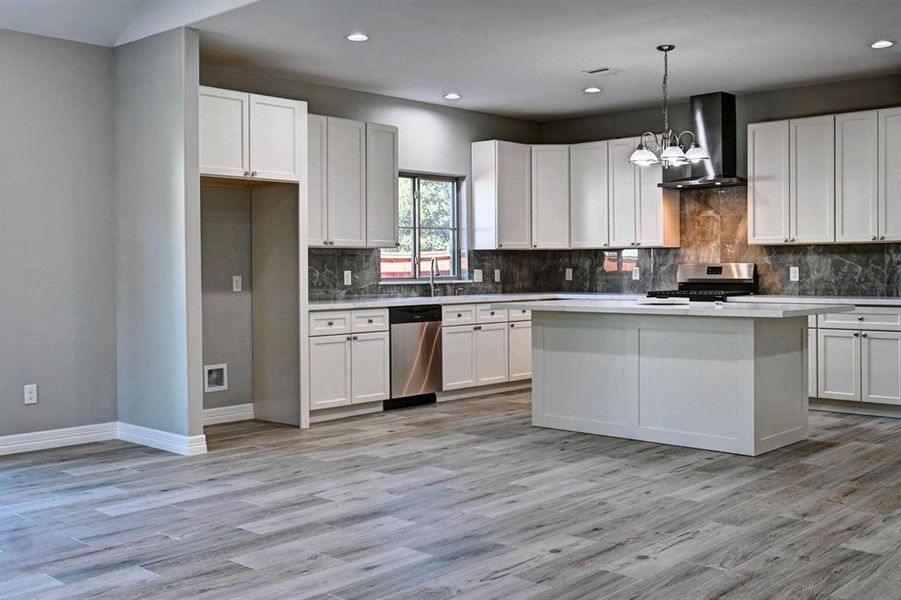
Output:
left=661, top=49, right=669, bottom=136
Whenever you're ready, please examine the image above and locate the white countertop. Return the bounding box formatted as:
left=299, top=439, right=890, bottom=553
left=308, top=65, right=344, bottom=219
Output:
left=494, top=299, right=854, bottom=318
left=732, top=295, right=901, bottom=306
left=308, top=293, right=642, bottom=311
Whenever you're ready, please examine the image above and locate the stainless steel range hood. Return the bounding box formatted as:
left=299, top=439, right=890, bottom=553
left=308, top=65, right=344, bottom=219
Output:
left=659, top=92, right=747, bottom=189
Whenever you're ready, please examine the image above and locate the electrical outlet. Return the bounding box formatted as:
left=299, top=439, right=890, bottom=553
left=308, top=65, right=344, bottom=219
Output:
left=343, top=270, right=352, bottom=286
left=632, top=267, right=640, bottom=281
left=565, top=268, right=573, bottom=281
left=789, top=266, right=800, bottom=282
left=24, top=384, right=37, bottom=405
left=473, top=269, right=483, bottom=283
left=232, top=275, right=242, bottom=292
left=494, top=269, right=501, bottom=283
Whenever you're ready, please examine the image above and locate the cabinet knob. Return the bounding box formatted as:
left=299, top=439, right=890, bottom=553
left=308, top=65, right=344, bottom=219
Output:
left=498, top=243, right=503, bottom=248
left=244, top=171, right=251, bottom=176
left=862, top=332, right=868, bottom=338
left=457, top=313, right=462, bottom=318
left=871, top=236, right=878, bottom=241
left=854, top=332, right=860, bottom=337
left=533, top=244, right=538, bottom=248
left=603, top=243, right=608, bottom=247
left=490, top=311, right=495, bottom=316
left=346, top=335, right=352, bottom=341
left=790, top=238, right=795, bottom=242
left=395, top=242, right=400, bottom=247
left=251, top=171, right=257, bottom=177
left=327, top=321, right=334, bottom=326
left=783, top=238, right=789, bottom=243
left=474, top=325, right=481, bottom=330
left=510, top=323, right=515, bottom=328
left=352, top=335, right=358, bottom=340
left=881, top=236, right=886, bottom=241
left=330, top=240, right=336, bottom=245
left=367, top=318, right=373, bottom=323
left=857, top=315, right=864, bottom=321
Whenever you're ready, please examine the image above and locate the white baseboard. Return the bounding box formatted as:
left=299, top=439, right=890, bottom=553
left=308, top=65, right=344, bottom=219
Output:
left=0, top=422, right=118, bottom=456
left=203, top=403, right=255, bottom=425
left=436, top=381, right=531, bottom=402
left=117, top=422, right=207, bottom=456
left=310, top=401, right=384, bottom=423
left=811, top=398, right=901, bottom=419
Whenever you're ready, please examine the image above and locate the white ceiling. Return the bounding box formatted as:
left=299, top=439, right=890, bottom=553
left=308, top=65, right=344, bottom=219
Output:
left=193, top=0, right=901, bottom=121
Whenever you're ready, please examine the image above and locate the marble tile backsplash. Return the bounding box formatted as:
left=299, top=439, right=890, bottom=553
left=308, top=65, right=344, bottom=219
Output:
left=309, top=187, right=901, bottom=301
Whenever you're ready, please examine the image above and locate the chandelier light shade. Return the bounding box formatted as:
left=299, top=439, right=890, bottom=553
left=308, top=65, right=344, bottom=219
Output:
left=629, top=45, right=708, bottom=168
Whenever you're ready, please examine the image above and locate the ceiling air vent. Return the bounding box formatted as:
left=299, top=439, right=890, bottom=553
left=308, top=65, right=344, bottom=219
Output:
left=582, top=67, right=610, bottom=74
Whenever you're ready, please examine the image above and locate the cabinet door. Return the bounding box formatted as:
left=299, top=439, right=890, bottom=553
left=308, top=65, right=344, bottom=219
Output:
left=836, top=111, right=878, bottom=242
left=879, top=107, right=901, bottom=241
left=326, top=117, right=366, bottom=247
left=531, top=145, right=570, bottom=248
left=508, top=321, right=532, bottom=381
left=307, top=114, right=328, bottom=245
left=808, top=327, right=817, bottom=398
left=351, top=331, right=390, bottom=404
left=310, top=335, right=352, bottom=409
left=569, top=141, right=609, bottom=248
left=476, top=323, right=509, bottom=386
left=366, top=123, right=399, bottom=247
left=637, top=161, right=665, bottom=246
left=199, top=86, right=248, bottom=178
left=748, top=120, right=790, bottom=244
left=249, top=94, right=301, bottom=182
left=608, top=137, right=638, bottom=247
left=817, top=329, right=860, bottom=402
left=790, top=115, right=835, bottom=243
left=496, top=141, right=532, bottom=249
left=442, top=325, right=476, bottom=390
left=862, top=331, right=901, bottom=405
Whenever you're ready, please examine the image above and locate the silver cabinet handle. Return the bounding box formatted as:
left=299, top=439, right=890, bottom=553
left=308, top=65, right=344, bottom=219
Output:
left=857, top=316, right=864, bottom=321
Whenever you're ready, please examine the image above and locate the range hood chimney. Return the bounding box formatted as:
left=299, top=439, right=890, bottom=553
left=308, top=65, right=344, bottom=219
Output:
left=660, top=92, right=746, bottom=189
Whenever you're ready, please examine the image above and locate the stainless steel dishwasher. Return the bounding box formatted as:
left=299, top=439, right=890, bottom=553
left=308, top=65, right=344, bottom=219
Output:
left=388, top=305, right=442, bottom=403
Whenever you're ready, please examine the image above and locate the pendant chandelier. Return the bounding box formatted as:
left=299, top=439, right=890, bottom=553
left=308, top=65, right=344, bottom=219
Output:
left=629, top=45, right=709, bottom=168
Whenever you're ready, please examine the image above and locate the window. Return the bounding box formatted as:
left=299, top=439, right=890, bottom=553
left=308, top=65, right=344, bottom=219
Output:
left=380, top=174, right=458, bottom=280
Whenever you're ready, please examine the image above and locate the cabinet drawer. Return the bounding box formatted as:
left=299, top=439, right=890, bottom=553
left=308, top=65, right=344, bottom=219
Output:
left=509, top=306, right=532, bottom=321
left=818, top=307, right=901, bottom=331
left=309, top=311, right=351, bottom=336
left=443, top=304, right=476, bottom=325
left=476, top=305, right=508, bottom=324
left=351, top=309, right=389, bottom=333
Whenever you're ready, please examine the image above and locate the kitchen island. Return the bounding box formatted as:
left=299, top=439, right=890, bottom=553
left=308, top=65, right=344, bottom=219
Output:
left=496, top=299, right=854, bottom=455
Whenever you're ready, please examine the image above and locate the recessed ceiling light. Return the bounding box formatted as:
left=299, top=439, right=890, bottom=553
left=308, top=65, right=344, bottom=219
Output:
left=443, top=92, right=462, bottom=100
left=583, top=86, right=602, bottom=94
left=346, top=32, right=368, bottom=42
left=870, top=39, right=895, bottom=49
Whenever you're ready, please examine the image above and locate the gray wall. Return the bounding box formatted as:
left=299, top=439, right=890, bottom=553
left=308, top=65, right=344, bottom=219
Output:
left=539, top=73, right=901, bottom=177
left=0, top=31, right=117, bottom=436
left=115, top=27, right=203, bottom=437
left=201, top=187, right=253, bottom=410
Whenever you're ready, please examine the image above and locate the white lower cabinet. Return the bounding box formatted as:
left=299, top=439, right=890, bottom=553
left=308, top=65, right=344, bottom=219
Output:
left=475, top=323, right=509, bottom=385
left=442, top=325, right=477, bottom=390
left=817, top=329, right=860, bottom=401
left=310, top=331, right=390, bottom=409
left=862, top=331, right=901, bottom=405
left=508, top=321, right=532, bottom=381
left=808, top=327, right=817, bottom=398
left=310, top=334, right=353, bottom=409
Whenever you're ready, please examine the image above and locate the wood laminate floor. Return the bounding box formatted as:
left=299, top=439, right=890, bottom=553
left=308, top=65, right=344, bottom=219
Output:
left=3, top=391, right=901, bottom=599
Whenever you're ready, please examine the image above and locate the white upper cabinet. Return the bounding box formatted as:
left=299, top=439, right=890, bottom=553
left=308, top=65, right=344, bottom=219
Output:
left=836, top=110, right=879, bottom=242
left=472, top=140, right=531, bottom=249
left=248, top=94, right=302, bottom=182
left=748, top=120, right=790, bottom=244
left=879, top=107, right=901, bottom=242
left=608, top=137, right=639, bottom=247
left=637, top=163, right=679, bottom=247
left=531, top=145, right=570, bottom=248
left=199, top=87, right=249, bottom=178
left=199, top=86, right=302, bottom=183
left=326, top=117, right=367, bottom=247
left=790, top=115, right=835, bottom=243
left=569, top=141, right=609, bottom=248
left=365, top=123, right=399, bottom=248
left=307, top=114, right=328, bottom=245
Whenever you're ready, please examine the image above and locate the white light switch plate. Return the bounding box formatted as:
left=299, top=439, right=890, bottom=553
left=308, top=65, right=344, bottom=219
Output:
left=632, top=267, right=640, bottom=281
left=232, top=275, right=242, bottom=292
left=343, top=270, right=352, bottom=286
left=494, top=269, right=501, bottom=283
left=473, top=269, right=483, bottom=283
left=24, top=384, right=37, bottom=405
left=565, top=268, right=573, bottom=281
left=789, top=266, right=800, bottom=282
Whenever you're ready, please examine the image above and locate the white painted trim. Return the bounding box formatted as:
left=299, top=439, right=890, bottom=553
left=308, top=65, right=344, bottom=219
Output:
left=0, top=422, right=118, bottom=456
left=310, top=402, right=384, bottom=423
left=436, top=381, right=531, bottom=402
left=203, top=403, right=255, bottom=425
left=117, top=422, right=208, bottom=456
left=811, top=398, right=901, bottom=419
